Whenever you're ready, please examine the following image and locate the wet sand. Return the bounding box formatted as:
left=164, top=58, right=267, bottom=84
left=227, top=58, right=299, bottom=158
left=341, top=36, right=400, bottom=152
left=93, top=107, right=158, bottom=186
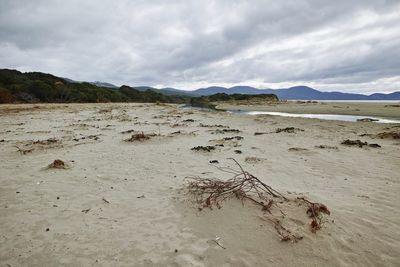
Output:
left=218, top=101, right=400, bottom=118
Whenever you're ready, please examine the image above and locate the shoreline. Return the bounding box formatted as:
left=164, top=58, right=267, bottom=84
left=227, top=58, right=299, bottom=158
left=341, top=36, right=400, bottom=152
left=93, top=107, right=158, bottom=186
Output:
left=217, top=101, right=400, bottom=118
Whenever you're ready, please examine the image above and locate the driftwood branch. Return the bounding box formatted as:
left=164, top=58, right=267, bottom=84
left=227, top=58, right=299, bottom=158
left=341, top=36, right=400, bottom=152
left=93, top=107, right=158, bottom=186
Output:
left=184, top=159, right=330, bottom=242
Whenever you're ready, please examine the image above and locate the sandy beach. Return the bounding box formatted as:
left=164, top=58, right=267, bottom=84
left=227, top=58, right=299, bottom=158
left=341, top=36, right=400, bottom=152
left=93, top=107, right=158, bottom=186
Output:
left=1, top=102, right=399, bottom=266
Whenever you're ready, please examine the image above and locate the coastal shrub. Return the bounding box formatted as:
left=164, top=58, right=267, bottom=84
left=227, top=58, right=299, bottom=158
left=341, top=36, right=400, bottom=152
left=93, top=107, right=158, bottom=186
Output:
left=0, top=87, right=13, bottom=103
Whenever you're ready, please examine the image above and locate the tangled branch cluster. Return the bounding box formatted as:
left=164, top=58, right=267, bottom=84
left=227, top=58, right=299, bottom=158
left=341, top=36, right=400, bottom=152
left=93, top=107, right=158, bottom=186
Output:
left=185, top=159, right=330, bottom=242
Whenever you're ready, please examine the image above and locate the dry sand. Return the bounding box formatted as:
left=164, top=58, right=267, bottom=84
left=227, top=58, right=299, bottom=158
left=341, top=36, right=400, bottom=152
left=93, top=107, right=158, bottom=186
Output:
left=0, top=103, right=399, bottom=266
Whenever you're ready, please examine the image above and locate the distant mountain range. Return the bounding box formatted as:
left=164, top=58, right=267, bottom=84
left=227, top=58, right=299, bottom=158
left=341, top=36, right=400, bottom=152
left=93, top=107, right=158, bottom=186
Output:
left=62, top=76, right=400, bottom=100
left=89, top=81, right=117, bottom=88
left=159, top=85, right=400, bottom=100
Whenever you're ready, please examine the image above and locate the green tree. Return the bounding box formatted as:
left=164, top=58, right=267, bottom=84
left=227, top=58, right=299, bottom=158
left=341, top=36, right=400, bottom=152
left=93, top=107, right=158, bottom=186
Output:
left=28, top=80, right=54, bottom=101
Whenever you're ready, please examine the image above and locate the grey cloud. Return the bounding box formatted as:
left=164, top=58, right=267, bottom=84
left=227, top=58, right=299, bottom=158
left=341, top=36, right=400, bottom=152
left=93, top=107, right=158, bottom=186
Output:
left=0, top=0, right=399, bottom=92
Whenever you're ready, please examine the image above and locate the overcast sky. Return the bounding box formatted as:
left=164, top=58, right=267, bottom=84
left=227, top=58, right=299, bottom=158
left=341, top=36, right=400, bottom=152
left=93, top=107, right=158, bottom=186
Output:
left=1, top=0, right=400, bottom=93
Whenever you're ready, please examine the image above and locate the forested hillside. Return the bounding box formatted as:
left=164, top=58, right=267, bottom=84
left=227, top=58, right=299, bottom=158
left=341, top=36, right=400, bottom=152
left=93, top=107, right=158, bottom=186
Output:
left=0, top=69, right=188, bottom=104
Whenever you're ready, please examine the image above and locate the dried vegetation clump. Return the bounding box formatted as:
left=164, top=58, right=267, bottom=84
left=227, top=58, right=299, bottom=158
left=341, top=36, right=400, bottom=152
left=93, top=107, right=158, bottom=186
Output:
left=15, top=138, right=63, bottom=154
left=199, top=123, right=229, bottom=128
left=315, top=145, right=338, bottom=150
left=299, top=197, right=331, bottom=233
left=276, top=127, right=304, bottom=133
left=125, top=132, right=155, bottom=142
left=341, top=139, right=381, bottom=148
left=47, top=159, right=69, bottom=169
left=191, top=146, right=216, bottom=152
left=361, top=131, right=400, bottom=140
left=223, top=136, right=243, bottom=141
left=254, top=132, right=269, bottom=136
left=288, top=147, right=309, bottom=152
left=244, top=157, right=263, bottom=164
left=168, top=130, right=198, bottom=137
left=184, top=159, right=330, bottom=242
left=211, top=128, right=241, bottom=134
left=120, top=129, right=136, bottom=134
left=254, top=127, right=304, bottom=135
left=210, top=135, right=244, bottom=148
left=72, top=134, right=100, bottom=142
left=375, top=132, right=400, bottom=139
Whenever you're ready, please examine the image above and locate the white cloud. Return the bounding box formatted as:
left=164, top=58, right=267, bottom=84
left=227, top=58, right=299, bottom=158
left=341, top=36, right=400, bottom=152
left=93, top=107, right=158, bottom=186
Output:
left=0, top=0, right=399, bottom=93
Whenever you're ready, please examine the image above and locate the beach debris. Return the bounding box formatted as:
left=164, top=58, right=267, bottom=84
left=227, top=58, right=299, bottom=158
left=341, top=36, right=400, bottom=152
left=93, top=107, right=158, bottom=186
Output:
left=223, top=136, right=243, bottom=141
left=211, top=128, right=241, bottom=134
left=315, top=145, right=338, bottom=150
left=245, top=157, right=262, bottom=164
left=275, top=127, right=304, bottom=133
left=120, top=129, right=136, bottom=134
left=72, top=134, right=100, bottom=142
left=362, top=131, right=400, bottom=139
left=82, top=208, right=91, bottom=213
left=185, top=159, right=286, bottom=211
left=357, top=118, right=378, bottom=122
left=341, top=139, right=367, bottom=147
left=15, top=137, right=64, bottom=154
left=341, top=139, right=381, bottom=148
left=267, top=218, right=303, bottom=242
left=102, top=197, right=110, bottom=204
left=137, top=195, right=145, bottom=199
left=213, top=236, right=226, bottom=249
left=199, top=123, right=229, bottom=128
left=210, top=136, right=243, bottom=148
left=33, top=138, right=60, bottom=145
left=125, top=132, right=154, bottom=142
left=234, top=150, right=242, bottom=154
left=368, top=143, right=381, bottom=148
left=184, top=159, right=330, bottom=241
left=168, top=130, right=199, bottom=137
left=15, top=145, right=33, bottom=154
left=288, top=147, right=308, bottom=152
left=47, top=159, right=68, bottom=169
left=254, top=132, right=269, bottom=136
left=298, top=197, right=330, bottom=233
left=387, top=104, right=400, bottom=108
left=191, top=146, right=216, bottom=152
left=209, top=160, right=219, bottom=164
left=169, top=130, right=183, bottom=136
left=182, top=119, right=195, bottom=122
